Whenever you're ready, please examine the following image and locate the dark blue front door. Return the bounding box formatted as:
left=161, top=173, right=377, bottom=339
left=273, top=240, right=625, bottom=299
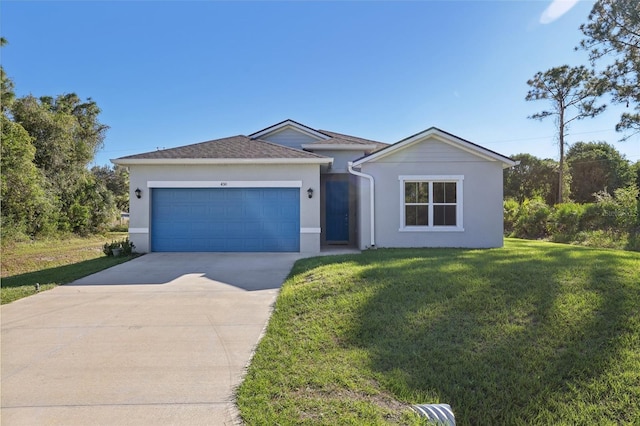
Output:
left=326, top=180, right=349, bottom=242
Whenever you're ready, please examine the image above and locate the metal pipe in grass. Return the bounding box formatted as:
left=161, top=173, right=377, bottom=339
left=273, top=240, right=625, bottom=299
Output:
left=411, top=403, right=455, bottom=425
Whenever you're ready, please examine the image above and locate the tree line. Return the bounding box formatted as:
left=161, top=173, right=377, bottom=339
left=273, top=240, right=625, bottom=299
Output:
left=505, top=144, right=640, bottom=206
left=1, top=38, right=127, bottom=239
left=512, top=0, right=639, bottom=250
left=526, top=0, right=639, bottom=203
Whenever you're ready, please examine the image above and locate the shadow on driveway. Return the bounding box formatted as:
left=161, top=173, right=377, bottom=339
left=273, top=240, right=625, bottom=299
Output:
left=69, top=252, right=307, bottom=291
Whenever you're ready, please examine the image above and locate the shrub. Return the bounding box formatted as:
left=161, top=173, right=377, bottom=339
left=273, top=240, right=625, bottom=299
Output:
left=547, top=202, right=585, bottom=236
left=512, top=197, right=551, bottom=239
left=591, top=184, right=639, bottom=230
left=109, top=223, right=128, bottom=232
left=503, top=198, right=520, bottom=235
left=103, top=237, right=135, bottom=257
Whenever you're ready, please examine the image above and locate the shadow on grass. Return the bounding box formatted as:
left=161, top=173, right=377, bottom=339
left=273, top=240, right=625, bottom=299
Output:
left=1, top=256, right=134, bottom=289
left=336, top=241, right=639, bottom=424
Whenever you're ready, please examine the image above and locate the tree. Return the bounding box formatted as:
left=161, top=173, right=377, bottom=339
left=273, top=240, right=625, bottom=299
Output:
left=1, top=115, right=56, bottom=235
left=11, top=94, right=108, bottom=177
left=9, top=93, right=112, bottom=233
left=566, top=141, right=632, bottom=202
left=631, top=161, right=640, bottom=189
left=91, top=165, right=130, bottom=212
left=503, top=153, right=560, bottom=205
left=0, top=37, right=14, bottom=113
left=579, top=0, right=640, bottom=137
left=526, top=65, right=606, bottom=203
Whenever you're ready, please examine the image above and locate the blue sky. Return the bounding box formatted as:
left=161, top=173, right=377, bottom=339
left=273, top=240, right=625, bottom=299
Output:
left=2, top=1, right=638, bottom=167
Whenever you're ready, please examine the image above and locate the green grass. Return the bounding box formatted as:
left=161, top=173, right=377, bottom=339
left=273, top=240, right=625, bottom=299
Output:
left=237, top=238, right=640, bottom=425
left=1, top=233, right=133, bottom=304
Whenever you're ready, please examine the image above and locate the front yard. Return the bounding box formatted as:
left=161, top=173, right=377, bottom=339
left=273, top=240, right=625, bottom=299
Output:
left=237, top=239, right=640, bottom=425
left=1, top=233, right=132, bottom=304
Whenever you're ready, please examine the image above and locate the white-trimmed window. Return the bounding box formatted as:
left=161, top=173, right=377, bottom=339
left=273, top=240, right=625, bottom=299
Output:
left=399, top=175, right=464, bottom=231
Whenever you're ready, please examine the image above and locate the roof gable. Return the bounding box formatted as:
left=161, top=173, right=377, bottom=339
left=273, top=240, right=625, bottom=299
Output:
left=352, top=127, right=516, bottom=169
left=249, top=119, right=330, bottom=141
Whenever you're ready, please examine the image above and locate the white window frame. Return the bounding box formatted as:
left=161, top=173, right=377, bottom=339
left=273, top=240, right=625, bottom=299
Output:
left=399, top=175, right=464, bottom=232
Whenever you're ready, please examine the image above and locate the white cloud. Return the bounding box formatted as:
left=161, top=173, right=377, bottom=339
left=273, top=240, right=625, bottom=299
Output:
left=540, top=0, right=580, bottom=24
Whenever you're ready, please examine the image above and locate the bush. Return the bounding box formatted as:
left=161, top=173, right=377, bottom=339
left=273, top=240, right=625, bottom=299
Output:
left=512, top=197, right=551, bottom=239
left=103, top=237, right=135, bottom=257
left=503, top=185, right=639, bottom=251
left=109, top=223, right=128, bottom=232
left=547, top=202, right=585, bottom=236
left=503, top=198, right=520, bottom=235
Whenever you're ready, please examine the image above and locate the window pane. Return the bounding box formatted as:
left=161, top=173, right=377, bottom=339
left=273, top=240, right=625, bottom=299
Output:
left=406, top=205, right=417, bottom=225
left=417, top=182, right=429, bottom=203
left=434, top=205, right=444, bottom=225
left=445, top=182, right=456, bottom=203
left=417, top=205, right=428, bottom=225
left=433, top=182, right=445, bottom=203
left=444, top=205, right=456, bottom=225
left=406, top=205, right=428, bottom=226
left=434, top=205, right=457, bottom=226
left=405, top=182, right=416, bottom=203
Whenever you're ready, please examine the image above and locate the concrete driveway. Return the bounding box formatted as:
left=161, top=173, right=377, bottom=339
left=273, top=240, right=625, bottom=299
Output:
left=1, top=252, right=307, bottom=425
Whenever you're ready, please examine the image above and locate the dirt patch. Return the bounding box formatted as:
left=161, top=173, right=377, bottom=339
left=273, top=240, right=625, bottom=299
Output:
left=293, top=385, right=411, bottom=423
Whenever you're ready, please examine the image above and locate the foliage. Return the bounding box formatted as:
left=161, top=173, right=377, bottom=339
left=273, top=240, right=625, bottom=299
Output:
left=632, top=161, right=640, bottom=188
left=567, top=141, right=633, bottom=202
left=512, top=197, right=551, bottom=239
left=579, top=0, right=640, bottom=137
left=238, top=241, right=640, bottom=425
left=547, top=202, right=585, bottom=236
left=504, top=153, right=559, bottom=204
left=103, top=237, right=135, bottom=257
left=91, top=165, right=129, bottom=212
left=503, top=198, right=520, bottom=235
left=526, top=65, right=607, bottom=203
left=594, top=184, right=639, bottom=230
left=0, top=37, right=15, bottom=113
left=1, top=45, right=120, bottom=239
left=1, top=115, right=57, bottom=235
left=506, top=186, right=639, bottom=250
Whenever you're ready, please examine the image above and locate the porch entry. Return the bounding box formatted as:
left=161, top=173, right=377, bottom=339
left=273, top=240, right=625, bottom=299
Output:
left=325, top=180, right=350, bottom=243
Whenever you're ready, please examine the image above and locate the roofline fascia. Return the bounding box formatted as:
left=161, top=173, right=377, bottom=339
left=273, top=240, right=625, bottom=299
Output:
left=249, top=119, right=330, bottom=141
left=111, top=158, right=333, bottom=166
left=301, top=144, right=378, bottom=151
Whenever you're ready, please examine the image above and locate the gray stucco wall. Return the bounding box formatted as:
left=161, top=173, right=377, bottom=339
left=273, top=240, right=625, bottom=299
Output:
left=127, top=163, right=321, bottom=253
left=355, top=138, right=505, bottom=249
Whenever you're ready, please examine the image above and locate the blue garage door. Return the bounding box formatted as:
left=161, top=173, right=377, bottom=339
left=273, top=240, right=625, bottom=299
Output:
left=151, top=188, right=300, bottom=252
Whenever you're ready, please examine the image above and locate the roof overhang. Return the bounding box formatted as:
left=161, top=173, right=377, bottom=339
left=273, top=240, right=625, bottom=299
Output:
left=112, top=157, right=333, bottom=166
left=352, top=127, right=516, bottom=169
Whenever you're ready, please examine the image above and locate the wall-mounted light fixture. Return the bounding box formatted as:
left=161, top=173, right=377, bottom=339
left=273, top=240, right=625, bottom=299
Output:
left=307, top=188, right=314, bottom=199
left=135, top=188, right=142, bottom=199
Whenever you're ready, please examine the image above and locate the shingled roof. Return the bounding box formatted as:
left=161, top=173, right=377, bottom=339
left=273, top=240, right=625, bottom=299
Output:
left=115, top=135, right=330, bottom=162
left=312, top=130, right=388, bottom=151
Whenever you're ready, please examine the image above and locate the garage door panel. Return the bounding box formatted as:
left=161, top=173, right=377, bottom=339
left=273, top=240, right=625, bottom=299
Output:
left=151, top=188, right=300, bottom=252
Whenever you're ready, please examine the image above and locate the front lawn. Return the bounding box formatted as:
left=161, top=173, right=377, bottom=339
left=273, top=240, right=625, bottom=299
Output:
left=1, top=233, right=133, bottom=304
left=237, top=238, right=640, bottom=425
